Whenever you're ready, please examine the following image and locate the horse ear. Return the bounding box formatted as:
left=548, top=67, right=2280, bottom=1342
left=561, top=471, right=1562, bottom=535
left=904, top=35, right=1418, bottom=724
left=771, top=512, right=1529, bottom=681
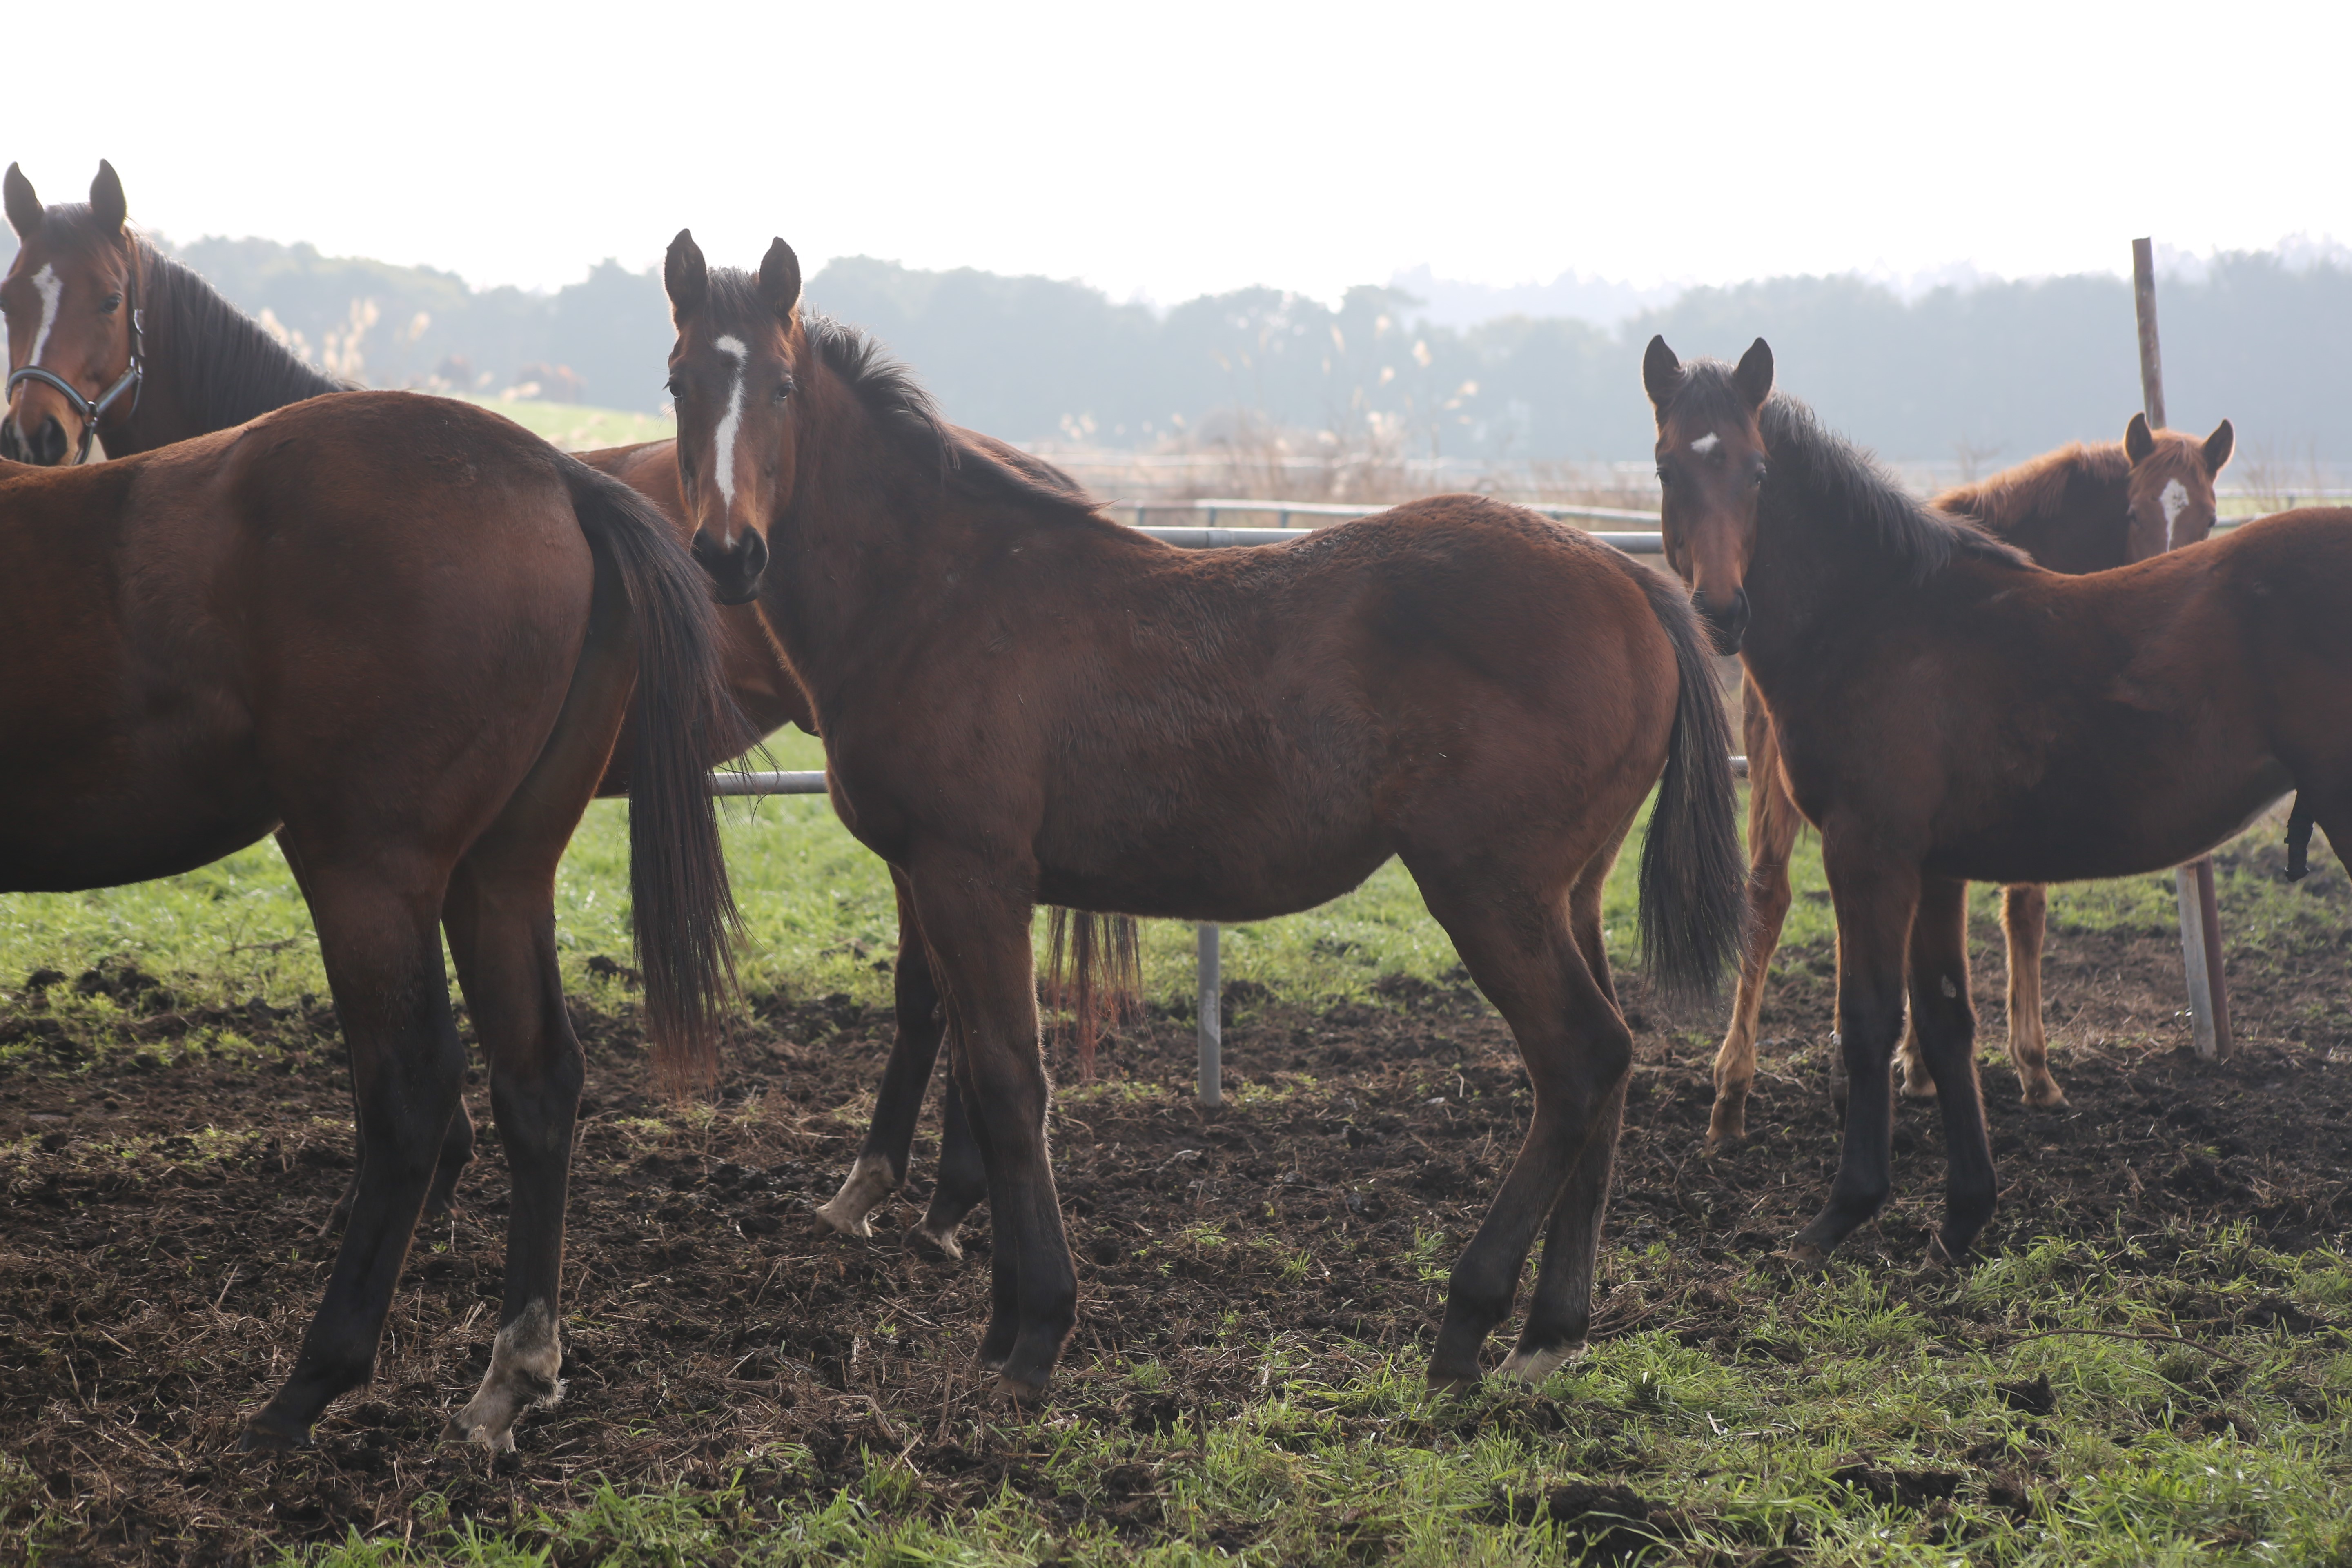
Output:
left=3, top=163, right=41, bottom=239
left=2124, top=412, right=2156, bottom=464
left=664, top=229, right=708, bottom=321
left=2202, top=418, right=2234, bottom=474
left=1642, top=336, right=1682, bottom=412
left=90, top=160, right=126, bottom=233
left=758, top=237, right=801, bottom=318
left=1733, top=338, right=1774, bottom=408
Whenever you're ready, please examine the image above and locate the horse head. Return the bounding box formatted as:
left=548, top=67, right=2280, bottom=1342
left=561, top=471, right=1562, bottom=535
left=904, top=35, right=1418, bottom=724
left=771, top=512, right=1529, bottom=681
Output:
left=2, top=160, right=143, bottom=466
left=2123, top=411, right=2233, bottom=559
left=661, top=229, right=802, bottom=604
left=1643, top=334, right=1773, bottom=653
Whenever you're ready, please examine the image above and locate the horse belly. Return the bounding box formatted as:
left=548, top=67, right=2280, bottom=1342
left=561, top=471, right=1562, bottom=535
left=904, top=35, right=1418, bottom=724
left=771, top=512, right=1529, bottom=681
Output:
left=1033, top=805, right=1393, bottom=924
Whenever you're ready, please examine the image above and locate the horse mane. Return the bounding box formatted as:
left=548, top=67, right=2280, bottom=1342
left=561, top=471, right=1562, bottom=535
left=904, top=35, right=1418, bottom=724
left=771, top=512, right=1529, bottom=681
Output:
left=1933, top=441, right=2128, bottom=534
left=136, top=239, right=348, bottom=428
left=794, top=303, right=1108, bottom=523
left=1745, top=384, right=2036, bottom=581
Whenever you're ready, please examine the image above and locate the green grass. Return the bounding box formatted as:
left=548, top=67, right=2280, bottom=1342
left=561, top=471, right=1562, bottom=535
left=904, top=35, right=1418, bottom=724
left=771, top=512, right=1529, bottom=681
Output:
left=450, top=396, right=675, bottom=453
left=253, top=1230, right=2352, bottom=1566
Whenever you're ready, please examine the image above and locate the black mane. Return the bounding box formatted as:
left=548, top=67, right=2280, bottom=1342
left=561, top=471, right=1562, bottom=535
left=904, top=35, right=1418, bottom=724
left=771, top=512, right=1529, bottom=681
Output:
left=138, top=240, right=347, bottom=429
left=701, top=267, right=1102, bottom=522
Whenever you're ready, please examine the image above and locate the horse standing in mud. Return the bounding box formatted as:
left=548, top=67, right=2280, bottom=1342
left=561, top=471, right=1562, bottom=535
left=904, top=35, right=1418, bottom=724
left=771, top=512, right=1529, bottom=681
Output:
left=1644, top=336, right=2350, bottom=1266
left=1708, top=413, right=2237, bottom=1146
left=658, top=232, right=1746, bottom=1396
left=1, top=163, right=1130, bottom=1250
left=0, top=390, right=741, bottom=1451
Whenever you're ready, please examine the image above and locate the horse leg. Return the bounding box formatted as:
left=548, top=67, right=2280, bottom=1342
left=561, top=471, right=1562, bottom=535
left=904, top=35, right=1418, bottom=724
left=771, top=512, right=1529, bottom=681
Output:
left=437, top=850, right=584, bottom=1452
left=909, top=857, right=1074, bottom=1397
left=918, top=1052, right=990, bottom=1261
left=327, top=1106, right=475, bottom=1237
left=1905, top=877, right=1998, bottom=1259
left=1501, top=840, right=1635, bottom=1383
left=2001, top=884, right=2067, bottom=1108
left=1711, top=689, right=1798, bottom=1147
left=1414, top=864, right=1631, bottom=1388
left=1790, top=847, right=1917, bottom=1265
left=243, top=866, right=461, bottom=1450
left=816, top=871, right=951, bottom=1241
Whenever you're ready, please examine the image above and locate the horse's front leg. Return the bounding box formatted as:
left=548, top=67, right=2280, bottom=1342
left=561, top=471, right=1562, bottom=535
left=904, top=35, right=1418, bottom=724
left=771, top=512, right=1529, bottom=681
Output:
left=1790, top=843, right=1918, bottom=1267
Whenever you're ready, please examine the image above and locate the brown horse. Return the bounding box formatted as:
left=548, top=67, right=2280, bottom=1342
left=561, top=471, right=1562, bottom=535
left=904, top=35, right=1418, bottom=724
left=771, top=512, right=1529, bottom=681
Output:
left=1, top=163, right=1119, bottom=1254
left=0, top=392, right=739, bottom=1450
left=1644, top=335, right=2348, bottom=1265
left=662, top=232, right=1745, bottom=1395
left=1708, top=415, right=2237, bottom=1145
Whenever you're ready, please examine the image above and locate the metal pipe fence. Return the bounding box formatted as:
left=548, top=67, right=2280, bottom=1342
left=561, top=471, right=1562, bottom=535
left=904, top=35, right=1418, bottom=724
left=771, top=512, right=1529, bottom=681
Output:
left=706, top=509, right=1684, bottom=1104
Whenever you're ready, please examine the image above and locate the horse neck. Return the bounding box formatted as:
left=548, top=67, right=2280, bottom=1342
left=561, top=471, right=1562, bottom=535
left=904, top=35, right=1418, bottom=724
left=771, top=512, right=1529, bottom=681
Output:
left=112, top=247, right=344, bottom=453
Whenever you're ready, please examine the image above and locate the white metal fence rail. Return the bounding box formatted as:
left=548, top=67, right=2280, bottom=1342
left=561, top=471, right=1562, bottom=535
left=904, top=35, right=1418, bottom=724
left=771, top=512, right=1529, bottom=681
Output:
left=706, top=511, right=1678, bottom=1105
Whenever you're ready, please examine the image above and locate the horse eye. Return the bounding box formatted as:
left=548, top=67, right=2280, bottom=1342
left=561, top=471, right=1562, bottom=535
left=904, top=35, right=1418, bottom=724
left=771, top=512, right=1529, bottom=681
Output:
left=664, top=376, right=684, bottom=399
left=773, top=381, right=793, bottom=403
left=102, top=293, right=123, bottom=313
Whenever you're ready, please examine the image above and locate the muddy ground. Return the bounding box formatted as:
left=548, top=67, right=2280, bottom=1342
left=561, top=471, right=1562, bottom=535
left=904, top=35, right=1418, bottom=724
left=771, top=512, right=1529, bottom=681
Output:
left=3, top=860, right=2349, bottom=1565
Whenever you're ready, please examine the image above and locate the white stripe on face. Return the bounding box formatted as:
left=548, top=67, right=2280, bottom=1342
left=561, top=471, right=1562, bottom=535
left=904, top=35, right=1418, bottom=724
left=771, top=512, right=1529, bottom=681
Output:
left=710, top=334, right=748, bottom=508
left=1690, top=432, right=1720, bottom=454
left=27, top=264, right=63, bottom=368
left=2159, top=478, right=2189, bottom=549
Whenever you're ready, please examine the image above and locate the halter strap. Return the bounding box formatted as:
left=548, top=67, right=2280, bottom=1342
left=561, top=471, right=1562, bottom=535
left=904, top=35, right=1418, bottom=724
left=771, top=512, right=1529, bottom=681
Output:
left=4, top=257, right=144, bottom=464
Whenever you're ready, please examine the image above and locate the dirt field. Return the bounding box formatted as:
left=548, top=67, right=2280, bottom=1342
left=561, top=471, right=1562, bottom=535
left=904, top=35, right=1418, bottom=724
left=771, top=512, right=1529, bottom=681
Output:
left=5, top=840, right=2348, bottom=1564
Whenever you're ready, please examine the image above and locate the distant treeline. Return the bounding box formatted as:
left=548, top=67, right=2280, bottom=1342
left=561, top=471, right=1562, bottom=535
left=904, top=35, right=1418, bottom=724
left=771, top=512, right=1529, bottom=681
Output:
left=7, top=227, right=2346, bottom=462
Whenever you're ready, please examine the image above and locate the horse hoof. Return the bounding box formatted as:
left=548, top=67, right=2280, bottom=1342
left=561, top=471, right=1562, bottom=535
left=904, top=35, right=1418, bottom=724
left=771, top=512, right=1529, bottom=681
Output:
left=1703, top=1124, right=1743, bottom=1153
left=1785, top=1242, right=1831, bottom=1274
left=911, top=1223, right=964, bottom=1263
left=1899, top=1078, right=1940, bottom=1100
left=993, top=1372, right=1050, bottom=1406
left=237, top=1419, right=310, bottom=1453
left=2025, top=1087, right=2071, bottom=1111
left=1496, top=1343, right=1582, bottom=1385
left=811, top=1201, right=875, bottom=1241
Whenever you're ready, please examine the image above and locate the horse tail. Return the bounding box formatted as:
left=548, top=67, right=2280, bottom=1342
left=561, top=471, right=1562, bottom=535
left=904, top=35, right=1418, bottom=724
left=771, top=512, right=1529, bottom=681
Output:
left=1631, top=568, right=1748, bottom=1002
left=560, top=454, right=746, bottom=1094
left=1045, top=910, right=1142, bottom=1080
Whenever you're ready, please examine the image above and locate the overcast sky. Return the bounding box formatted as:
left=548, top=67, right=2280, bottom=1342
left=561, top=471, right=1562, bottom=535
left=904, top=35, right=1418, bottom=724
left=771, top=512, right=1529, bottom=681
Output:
left=9, top=0, right=2343, bottom=303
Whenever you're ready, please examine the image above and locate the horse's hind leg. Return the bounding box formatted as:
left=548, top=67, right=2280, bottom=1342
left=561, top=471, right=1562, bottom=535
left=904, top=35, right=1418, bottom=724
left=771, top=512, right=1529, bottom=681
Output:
left=2000, top=885, right=2068, bottom=1109
left=1502, top=838, right=1633, bottom=1383
left=327, top=1108, right=475, bottom=1237
left=1414, top=862, right=1632, bottom=1388
left=243, top=867, right=462, bottom=1450
left=1710, top=690, right=1800, bottom=1147
left=817, top=871, right=953, bottom=1243
left=1903, top=876, right=1997, bottom=1260
left=918, top=1056, right=989, bottom=1260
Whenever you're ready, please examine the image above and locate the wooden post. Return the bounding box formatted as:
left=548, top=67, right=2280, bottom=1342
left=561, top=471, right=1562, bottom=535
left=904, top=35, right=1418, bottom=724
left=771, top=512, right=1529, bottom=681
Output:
left=2131, top=238, right=2233, bottom=1060
left=1196, top=922, right=1223, bottom=1107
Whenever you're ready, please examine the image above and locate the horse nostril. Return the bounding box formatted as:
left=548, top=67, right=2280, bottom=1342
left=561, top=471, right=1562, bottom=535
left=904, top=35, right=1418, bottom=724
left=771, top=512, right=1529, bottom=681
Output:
left=739, top=529, right=768, bottom=582
left=33, top=416, right=69, bottom=467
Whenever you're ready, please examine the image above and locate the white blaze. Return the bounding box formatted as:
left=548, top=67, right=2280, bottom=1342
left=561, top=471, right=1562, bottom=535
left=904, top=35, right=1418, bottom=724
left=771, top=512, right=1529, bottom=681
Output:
left=1690, top=432, right=1720, bottom=454
left=2159, top=478, right=2189, bottom=550
left=710, top=334, right=748, bottom=509
left=27, top=264, right=62, bottom=368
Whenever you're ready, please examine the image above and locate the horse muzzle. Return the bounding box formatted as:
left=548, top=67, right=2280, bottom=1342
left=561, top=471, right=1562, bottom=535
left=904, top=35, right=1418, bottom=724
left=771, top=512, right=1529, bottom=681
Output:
left=1697, top=587, right=1749, bottom=655
left=691, top=526, right=770, bottom=606
left=0, top=410, right=72, bottom=466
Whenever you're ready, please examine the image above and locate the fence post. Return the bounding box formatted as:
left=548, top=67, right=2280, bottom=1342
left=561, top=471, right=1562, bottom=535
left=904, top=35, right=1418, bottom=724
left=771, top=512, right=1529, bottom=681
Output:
left=1196, top=922, right=1222, bottom=1107
left=2132, top=236, right=2232, bottom=1061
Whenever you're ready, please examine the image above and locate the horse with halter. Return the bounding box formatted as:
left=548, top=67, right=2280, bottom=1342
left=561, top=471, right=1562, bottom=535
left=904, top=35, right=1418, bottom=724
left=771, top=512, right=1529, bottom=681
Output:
left=1645, top=335, right=2348, bottom=1266
left=1709, top=413, right=2236, bottom=1146
left=0, top=390, right=741, bottom=1452
left=658, top=231, right=1745, bottom=1396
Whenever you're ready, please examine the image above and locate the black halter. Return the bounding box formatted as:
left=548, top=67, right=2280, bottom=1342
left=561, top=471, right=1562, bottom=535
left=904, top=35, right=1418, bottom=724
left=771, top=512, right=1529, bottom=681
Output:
left=5, top=263, right=144, bottom=465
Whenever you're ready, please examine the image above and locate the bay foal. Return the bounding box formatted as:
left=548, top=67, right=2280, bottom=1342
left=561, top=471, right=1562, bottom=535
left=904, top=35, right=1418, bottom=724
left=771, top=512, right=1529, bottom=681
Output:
left=0, top=394, right=739, bottom=1451
left=1646, top=336, right=2349, bottom=1265
left=1709, top=414, right=2236, bottom=1144
left=663, top=233, right=1745, bottom=1394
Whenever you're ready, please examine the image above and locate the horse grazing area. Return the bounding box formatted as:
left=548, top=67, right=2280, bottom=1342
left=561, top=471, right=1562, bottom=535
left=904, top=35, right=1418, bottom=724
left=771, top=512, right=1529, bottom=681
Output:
left=3, top=724, right=2350, bottom=1565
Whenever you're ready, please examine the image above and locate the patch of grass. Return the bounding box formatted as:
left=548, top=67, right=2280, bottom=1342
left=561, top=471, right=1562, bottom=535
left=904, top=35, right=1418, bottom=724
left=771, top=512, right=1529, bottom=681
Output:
left=237, top=1225, right=2352, bottom=1566
left=451, top=395, right=675, bottom=453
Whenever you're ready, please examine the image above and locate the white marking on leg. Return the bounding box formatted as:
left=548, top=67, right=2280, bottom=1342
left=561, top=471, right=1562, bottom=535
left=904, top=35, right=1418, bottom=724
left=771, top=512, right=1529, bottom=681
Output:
left=814, top=1152, right=899, bottom=1238
left=711, top=334, right=748, bottom=508
left=27, top=264, right=62, bottom=368
left=1497, top=1341, right=1585, bottom=1384
left=1689, top=432, right=1720, bottom=455
left=445, top=1299, right=564, bottom=1452
left=2159, top=478, right=2189, bottom=550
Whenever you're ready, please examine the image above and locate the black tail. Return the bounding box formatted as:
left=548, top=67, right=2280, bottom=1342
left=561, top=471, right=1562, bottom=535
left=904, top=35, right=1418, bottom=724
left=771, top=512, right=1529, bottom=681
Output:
left=1044, top=910, right=1142, bottom=1080
left=561, top=455, right=745, bottom=1094
left=1633, top=570, right=1748, bottom=1001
